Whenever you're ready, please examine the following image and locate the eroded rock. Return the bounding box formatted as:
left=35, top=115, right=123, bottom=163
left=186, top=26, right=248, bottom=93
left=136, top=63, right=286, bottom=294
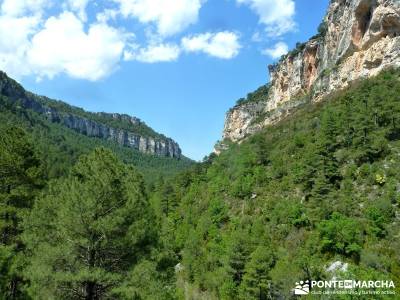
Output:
left=0, top=71, right=182, bottom=158
left=223, top=0, right=400, bottom=143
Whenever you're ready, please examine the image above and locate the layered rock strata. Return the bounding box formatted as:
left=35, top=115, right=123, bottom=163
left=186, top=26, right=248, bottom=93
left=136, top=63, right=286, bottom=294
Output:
left=223, top=0, right=400, bottom=142
left=0, top=72, right=182, bottom=158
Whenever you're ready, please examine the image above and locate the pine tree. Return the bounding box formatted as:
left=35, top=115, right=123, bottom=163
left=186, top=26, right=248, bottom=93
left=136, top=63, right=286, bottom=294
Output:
left=0, top=126, right=44, bottom=299
left=239, top=245, right=275, bottom=300
left=23, top=148, right=156, bottom=299
left=160, top=182, right=175, bottom=217
left=222, top=240, right=249, bottom=299
left=353, top=95, right=383, bottom=163
left=299, top=109, right=341, bottom=200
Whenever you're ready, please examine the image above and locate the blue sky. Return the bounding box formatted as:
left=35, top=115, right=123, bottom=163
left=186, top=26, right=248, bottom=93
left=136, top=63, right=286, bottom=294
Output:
left=0, top=0, right=329, bottom=160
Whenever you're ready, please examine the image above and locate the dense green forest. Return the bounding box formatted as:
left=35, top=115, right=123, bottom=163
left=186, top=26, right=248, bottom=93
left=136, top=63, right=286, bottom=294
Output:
left=153, top=69, right=400, bottom=299
left=0, top=70, right=166, bottom=141
left=1, top=69, right=400, bottom=299
left=0, top=94, right=193, bottom=182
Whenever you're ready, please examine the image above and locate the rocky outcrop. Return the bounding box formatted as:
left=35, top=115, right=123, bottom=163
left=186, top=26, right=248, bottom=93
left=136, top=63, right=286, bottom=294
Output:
left=0, top=71, right=182, bottom=158
left=223, top=0, right=400, bottom=142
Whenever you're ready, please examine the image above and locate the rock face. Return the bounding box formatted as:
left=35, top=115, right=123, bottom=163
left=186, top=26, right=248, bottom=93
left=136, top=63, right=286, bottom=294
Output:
left=0, top=72, right=182, bottom=158
left=223, top=0, right=400, bottom=142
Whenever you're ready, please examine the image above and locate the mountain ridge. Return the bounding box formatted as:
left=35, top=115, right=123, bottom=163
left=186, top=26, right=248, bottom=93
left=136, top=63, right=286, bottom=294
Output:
left=0, top=70, right=182, bottom=158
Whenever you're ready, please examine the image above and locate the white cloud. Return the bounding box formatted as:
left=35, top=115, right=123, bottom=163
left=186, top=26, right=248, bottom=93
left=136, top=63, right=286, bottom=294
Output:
left=65, top=0, right=90, bottom=21
left=1, top=0, right=50, bottom=17
left=262, top=41, right=288, bottom=59
left=112, top=0, right=203, bottom=37
left=125, top=43, right=180, bottom=63
left=27, top=12, right=128, bottom=81
left=96, top=8, right=119, bottom=23
left=0, top=15, right=40, bottom=77
left=0, top=0, right=244, bottom=81
left=182, top=31, right=241, bottom=59
left=237, top=0, right=296, bottom=37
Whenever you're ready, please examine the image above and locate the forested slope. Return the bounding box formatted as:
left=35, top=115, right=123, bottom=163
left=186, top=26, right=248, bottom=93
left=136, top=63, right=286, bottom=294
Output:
left=1, top=69, right=400, bottom=300
left=153, top=69, right=400, bottom=299
left=0, top=94, right=193, bottom=182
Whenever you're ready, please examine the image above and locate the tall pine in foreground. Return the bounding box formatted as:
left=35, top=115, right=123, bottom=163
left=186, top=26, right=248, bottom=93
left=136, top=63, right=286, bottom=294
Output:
left=23, top=148, right=156, bottom=299
left=0, top=126, right=44, bottom=299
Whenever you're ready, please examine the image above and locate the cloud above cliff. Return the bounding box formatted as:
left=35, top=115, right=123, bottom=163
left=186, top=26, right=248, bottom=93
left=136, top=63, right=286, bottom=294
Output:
left=0, top=0, right=300, bottom=81
left=1, top=0, right=51, bottom=17
left=112, top=0, right=204, bottom=37
left=237, top=0, right=296, bottom=37
left=125, top=43, right=181, bottom=63
left=262, top=41, right=288, bottom=59
left=0, top=1, right=129, bottom=81
left=27, top=12, right=128, bottom=81
left=123, top=31, right=241, bottom=63
left=182, top=32, right=241, bottom=59
left=65, top=0, right=90, bottom=21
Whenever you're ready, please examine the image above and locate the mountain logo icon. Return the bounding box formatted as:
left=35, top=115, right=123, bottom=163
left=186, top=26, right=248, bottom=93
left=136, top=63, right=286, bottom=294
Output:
left=293, top=280, right=310, bottom=295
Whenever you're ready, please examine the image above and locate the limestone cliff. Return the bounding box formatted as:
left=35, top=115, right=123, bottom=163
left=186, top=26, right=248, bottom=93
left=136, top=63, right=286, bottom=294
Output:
left=0, top=71, right=182, bottom=158
left=223, top=0, right=400, bottom=142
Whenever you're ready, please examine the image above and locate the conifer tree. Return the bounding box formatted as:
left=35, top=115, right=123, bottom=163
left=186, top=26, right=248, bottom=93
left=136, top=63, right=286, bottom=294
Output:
left=239, top=245, right=275, bottom=300
left=0, top=126, right=44, bottom=299
left=220, top=229, right=252, bottom=299
left=23, top=148, right=156, bottom=299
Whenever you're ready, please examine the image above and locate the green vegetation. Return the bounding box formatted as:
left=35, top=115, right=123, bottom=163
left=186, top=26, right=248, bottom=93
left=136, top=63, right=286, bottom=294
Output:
left=0, top=130, right=178, bottom=299
left=235, top=84, right=270, bottom=106
left=0, top=126, right=44, bottom=299
left=23, top=148, right=156, bottom=299
left=0, top=71, right=166, bottom=140
left=36, top=95, right=165, bottom=140
left=310, top=20, right=328, bottom=40
left=0, top=94, right=193, bottom=183
left=1, top=69, right=400, bottom=299
left=154, top=69, right=400, bottom=299
left=268, top=19, right=328, bottom=73
left=268, top=41, right=308, bottom=72
left=0, top=70, right=163, bottom=140
left=288, top=42, right=307, bottom=58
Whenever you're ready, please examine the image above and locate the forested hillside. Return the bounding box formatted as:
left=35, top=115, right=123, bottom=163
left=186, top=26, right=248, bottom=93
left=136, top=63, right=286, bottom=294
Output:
left=152, top=69, right=400, bottom=299
left=0, top=131, right=179, bottom=299
left=1, top=70, right=400, bottom=299
left=1, top=0, right=399, bottom=298
left=0, top=70, right=164, bottom=141
left=0, top=71, right=184, bottom=159
left=0, top=94, right=193, bottom=182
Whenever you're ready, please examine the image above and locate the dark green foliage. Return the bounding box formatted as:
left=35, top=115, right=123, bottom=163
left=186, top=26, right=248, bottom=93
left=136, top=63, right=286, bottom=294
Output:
left=158, top=69, right=400, bottom=298
left=310, top=21, right=328, bottom=40
left=23, top=148, right=156, bottom=299
left=270, top=41, right=307, bottom=69
left=318, top=212, right=363, bottom=258
left=239, top=245, right=275, bottom=300
left=1, top=67, right=400, bottom=299
left=268, top=20, right=327, bottom=71
left=235, top=84, right=270, bottom=106
left=112, top=258, right=177, bottom=299
left=0, top=126, right=44, bottom=299
left=288, top=42, right=306, bottom=58
left=0, top=95, right=193, bottom=183
left=0, top=69, right=163, bottom=141
left=317, top=21, right=328, bottom=37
